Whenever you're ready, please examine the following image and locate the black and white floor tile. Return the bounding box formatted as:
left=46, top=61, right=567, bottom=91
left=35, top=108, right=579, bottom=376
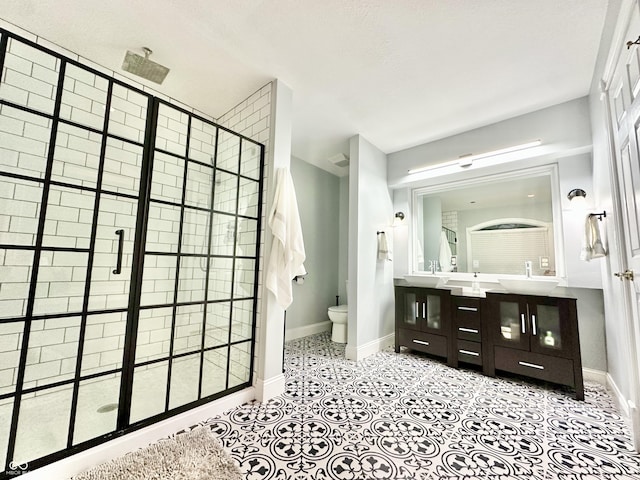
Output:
left=196, top=332, right=640, bottom=479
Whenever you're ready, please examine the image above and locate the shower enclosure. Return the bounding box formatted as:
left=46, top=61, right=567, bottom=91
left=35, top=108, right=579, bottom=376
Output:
left=0, top=29, right=264, bottom=474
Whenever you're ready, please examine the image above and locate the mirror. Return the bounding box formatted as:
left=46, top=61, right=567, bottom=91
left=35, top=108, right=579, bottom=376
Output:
left=412, top=167, right=561, bottom=277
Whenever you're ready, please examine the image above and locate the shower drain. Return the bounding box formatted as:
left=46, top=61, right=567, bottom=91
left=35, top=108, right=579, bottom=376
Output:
left=97, top=403, right=118, bottom=413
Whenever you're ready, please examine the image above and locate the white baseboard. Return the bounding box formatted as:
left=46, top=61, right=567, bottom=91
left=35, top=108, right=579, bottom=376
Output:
left=606, top=372, right=630, bottom=418
left=255, top=373, right=286, bottom=402
left=345, top=333, right=395, bottom=362
left=285, top=320, right=331, bottom=341
left=583, top=367, right=607, bottom=385
left=21, top=387, right=256, bottom=480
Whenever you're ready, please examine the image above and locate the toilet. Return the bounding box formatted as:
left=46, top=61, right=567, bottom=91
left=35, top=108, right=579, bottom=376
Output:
left=328, top=281, right=348, bottom=343
left=328, top=304, right=348, bottom=343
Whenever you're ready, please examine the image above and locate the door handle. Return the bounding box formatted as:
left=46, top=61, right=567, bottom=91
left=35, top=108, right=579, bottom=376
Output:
left=531, top=314, right=537, bottom=336
left=520, top=313, right=526, bottom=334
left=614, top=269, right=634, bottom=281
left=113, top=229, right=124, bottom=275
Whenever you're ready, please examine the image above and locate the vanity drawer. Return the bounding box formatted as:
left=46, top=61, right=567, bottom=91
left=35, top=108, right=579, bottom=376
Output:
left=456, top=323, right=481, bottom=342
left=457, top=339, right=482, bottom=366
left=494, top=346, right=575, bottom=387
left=398, top=328, right=447, bottom=358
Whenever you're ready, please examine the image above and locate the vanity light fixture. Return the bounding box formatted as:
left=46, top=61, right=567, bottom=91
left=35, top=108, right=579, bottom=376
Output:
left=407, top=140, right=542, bottom=175
left=567, top=188, right=607, bottom=220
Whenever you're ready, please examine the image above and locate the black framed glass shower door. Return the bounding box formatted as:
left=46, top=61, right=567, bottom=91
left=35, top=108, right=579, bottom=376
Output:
left=0, top=28, right=263, bottom=475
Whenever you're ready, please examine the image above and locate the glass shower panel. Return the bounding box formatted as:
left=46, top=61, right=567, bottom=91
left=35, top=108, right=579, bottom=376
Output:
left=155, top=104, right=188, bottom=156
left=129, top=361, right=168, bottom=423
left=216, top=130, right=240, bottom=173
left=184, top=161, right=214, bottom=209
left=213, top=171, right=238, bottom=214
left=231, top=300, right=253, bottom=342
left=210, top=213, right=235, bottom=256
left=72, top=374, right=121, bottom=445
left=0, top=321, right=24, bottom=395
left=169, top=353, right=200, bottom=409
left=135, top=307, right=173, bottom=363
left=89, top=194, right=138, bottom=310
left=23, top=316, right=81, bottom=389
left=188, top=118, right=217, bottom=164
left=102, top=139, right=144, bottom=196
left=205, top=302, right=230, bottom=348
left=108, top=85, right=148, bottom=144
left=208, top=258, right=233, bottom=301
left=0, top=177, right=43, bottom=246
left=33, top=251, right=88, bottom=316
left=13, top=384, right=73, bottom=465
left=41, top=185, right=95, bottom=249
left=236, top=218, right=258, bottom=257
left=139, top=254, right=177, bottom=307
left=150, top=151, right=184, bottom=204
left=177, top=256, right=207, bottom=303
left=180, top=207, right=210, bottom=255
left=238, top=177, right=260, bottom=218
left=145, top=202, right=180, bottom=253
left=0, top=249, right=34, bottom=319
left=173, top=304, right=204, bottom=355
left=240, top=140, right=261, bottom=179
left=201, top=348, right=228, bottom=397
left=60, top=64, right=108, bottom=131
left=234, top=259, right=255, bottom=299
left=0, top=104, right=53, bottom=179
left=50, top=123, right=101, bottom=188
left=81, top=312, right=127, bottom=375
left=228, top=342, right=251, bottom=388
left=0, top=38, right=60, bottom=115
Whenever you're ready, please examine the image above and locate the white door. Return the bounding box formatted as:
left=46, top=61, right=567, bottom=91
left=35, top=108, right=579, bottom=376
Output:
left=605, top=0, right=640, bottom=450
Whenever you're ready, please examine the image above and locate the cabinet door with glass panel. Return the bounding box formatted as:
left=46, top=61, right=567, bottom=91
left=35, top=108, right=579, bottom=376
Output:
left=489, top=293, right=575, bottom=358
left=397, top=287, right=448, bottom=334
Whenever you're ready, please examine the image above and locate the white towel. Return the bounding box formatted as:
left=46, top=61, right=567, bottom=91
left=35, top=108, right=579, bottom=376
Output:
left=439, top=231, right=453, bottom=272
left=377, top=231, right=391, bottom=261
left=580, top=215, right=606, bottom=261
left=266, top=168, right=306, bottom=309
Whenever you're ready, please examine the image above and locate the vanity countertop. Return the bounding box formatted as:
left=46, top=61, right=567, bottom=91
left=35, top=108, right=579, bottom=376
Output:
left=394, top=277, right=578, bottom=299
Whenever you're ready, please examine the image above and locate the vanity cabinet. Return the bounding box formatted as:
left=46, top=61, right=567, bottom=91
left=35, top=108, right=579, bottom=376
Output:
left=395, top=286, right=453, bottom=365
left=451, top=297, right=483, bottom=367
left=484, top=292, right=584, bottom=400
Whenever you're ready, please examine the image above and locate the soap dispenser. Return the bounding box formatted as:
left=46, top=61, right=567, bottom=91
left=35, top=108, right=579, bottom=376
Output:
left=472, top=272, right=480, bottom=294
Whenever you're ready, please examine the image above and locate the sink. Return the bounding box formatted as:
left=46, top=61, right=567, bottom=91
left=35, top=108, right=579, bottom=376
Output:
left=404, top=274, right=450, bottom=288
left=497, top=277, right=560, bottom=295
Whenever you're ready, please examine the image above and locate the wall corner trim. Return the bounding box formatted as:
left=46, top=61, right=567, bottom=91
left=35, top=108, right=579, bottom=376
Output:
left=345, top=333, right=395, bottom=362
left=255, top=373, right=286, bottom=402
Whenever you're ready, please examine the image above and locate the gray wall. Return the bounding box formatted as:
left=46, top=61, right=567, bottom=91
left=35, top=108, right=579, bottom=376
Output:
left=287, top=157, right=340, bottom=330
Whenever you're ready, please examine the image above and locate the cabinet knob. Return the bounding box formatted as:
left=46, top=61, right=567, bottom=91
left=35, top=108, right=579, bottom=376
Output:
left=614, top=269, right=634, bottom=281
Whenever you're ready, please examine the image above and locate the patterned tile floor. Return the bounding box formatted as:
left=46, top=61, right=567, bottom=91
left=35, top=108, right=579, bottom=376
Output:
left=197, top=332, right=640, bottom=479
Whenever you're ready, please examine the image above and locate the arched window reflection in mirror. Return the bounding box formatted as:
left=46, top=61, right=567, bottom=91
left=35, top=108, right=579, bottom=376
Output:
left=412, top=166, right=563, bottom=277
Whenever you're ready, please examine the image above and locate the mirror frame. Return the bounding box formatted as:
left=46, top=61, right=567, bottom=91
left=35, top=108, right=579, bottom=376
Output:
left=410, top=164, right=565, bottom=280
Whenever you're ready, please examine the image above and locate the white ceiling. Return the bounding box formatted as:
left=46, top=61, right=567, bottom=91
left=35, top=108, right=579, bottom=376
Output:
left=1, top=1, right=609, bottom=174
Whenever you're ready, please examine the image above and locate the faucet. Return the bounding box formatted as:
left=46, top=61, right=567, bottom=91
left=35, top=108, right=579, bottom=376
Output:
left=429, top=260, right=438, bottom=274
left=525, top=261, right=533, bottom=278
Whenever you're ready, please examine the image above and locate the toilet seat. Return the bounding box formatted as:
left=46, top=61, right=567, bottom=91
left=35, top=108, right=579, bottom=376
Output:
left=328, top=304, right=348, bottom=313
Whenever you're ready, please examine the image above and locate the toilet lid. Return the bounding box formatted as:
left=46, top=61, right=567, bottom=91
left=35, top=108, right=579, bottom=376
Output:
left=329, top=304, right=348, bottom=313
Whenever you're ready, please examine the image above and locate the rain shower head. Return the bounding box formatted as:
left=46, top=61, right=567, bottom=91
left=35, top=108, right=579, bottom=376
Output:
left=121, top=47, right=170, bottom=84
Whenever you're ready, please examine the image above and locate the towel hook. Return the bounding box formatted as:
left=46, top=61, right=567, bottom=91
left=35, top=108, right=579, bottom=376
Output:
left=376, top=231, right=385, bottom=235
left=589, top=211, right=607, bottom=221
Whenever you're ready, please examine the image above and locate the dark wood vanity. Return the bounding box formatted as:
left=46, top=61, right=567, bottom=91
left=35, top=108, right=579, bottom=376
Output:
left=394, top=285, right=584, bottom=400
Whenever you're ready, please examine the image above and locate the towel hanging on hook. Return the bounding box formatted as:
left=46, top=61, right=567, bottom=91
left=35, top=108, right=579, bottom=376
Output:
left=377, top=231, right=391, bottom=261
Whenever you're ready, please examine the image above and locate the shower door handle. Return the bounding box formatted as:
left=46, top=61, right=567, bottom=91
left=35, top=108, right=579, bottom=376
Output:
left=113, top=229, right=124, bottom=275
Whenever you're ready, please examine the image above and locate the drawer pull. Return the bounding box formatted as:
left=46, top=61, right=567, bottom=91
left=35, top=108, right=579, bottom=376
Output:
left=458, top=327, right=479, bottom=334
left=518, top=361, right=544, bottom=370
left=413, top=339, right=430, bottom=346
left=458, top=306, right=478, bottom=312
left=459, top=349, right=480, bottom=356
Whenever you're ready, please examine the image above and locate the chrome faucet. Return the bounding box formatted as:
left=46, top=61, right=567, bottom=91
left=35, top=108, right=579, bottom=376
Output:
left=429, top=260, right=438, bottom=274
left=525, top=261, right=533, bottom=278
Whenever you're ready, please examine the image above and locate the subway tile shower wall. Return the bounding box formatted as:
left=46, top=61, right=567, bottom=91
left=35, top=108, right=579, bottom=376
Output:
left=0, top=23, right=270, bottom=474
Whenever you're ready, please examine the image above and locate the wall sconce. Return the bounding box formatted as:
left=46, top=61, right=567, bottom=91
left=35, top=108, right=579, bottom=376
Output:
left=567, top=188, right=606, bottom=220
left=393, top=211, right=405, bottom=226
